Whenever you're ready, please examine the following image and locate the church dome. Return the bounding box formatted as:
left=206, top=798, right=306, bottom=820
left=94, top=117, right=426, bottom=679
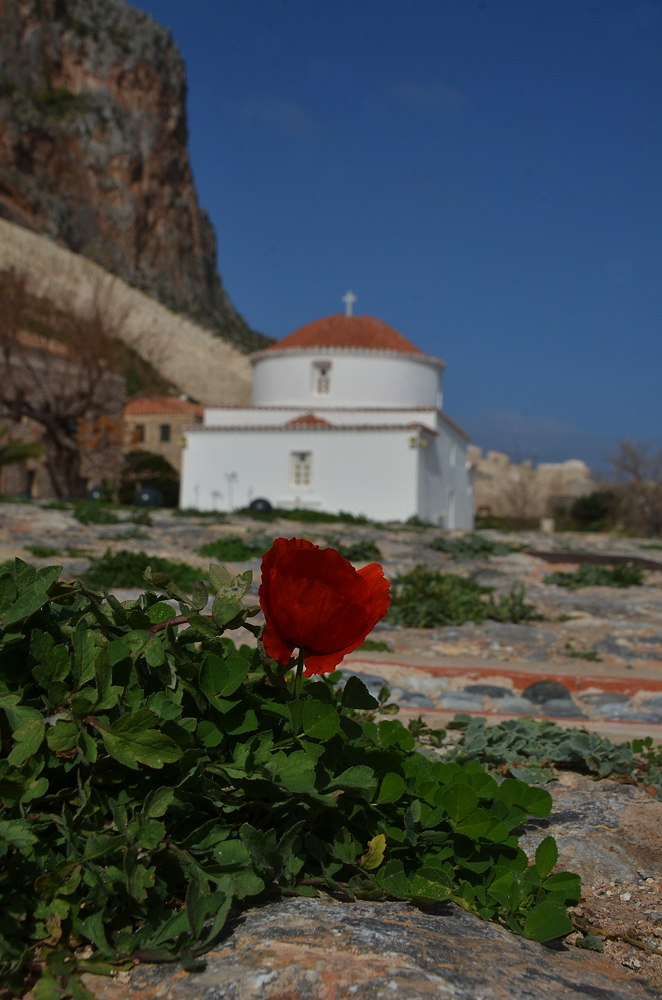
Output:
left=267, top=314, right=424, bottom=356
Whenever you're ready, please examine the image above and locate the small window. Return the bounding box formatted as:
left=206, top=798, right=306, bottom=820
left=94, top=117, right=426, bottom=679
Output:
left=291, top=451, right=312, bottom=487
left=313, top=361, right=331, bottom=395
left=160, top=423, right=171, bottom=443
left=450, top=442, right=457, bottom=467
left=133, top=424, right=145, bottom=444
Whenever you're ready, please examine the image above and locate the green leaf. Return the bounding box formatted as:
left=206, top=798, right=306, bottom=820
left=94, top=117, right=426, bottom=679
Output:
left=144, top=635, right=166, bottom=667
left=212, top=595, right=244, bottom=626
left=93, top=710, right=183, bottom=769
left=190, top=580, right=209, bottom=611
left=208, top=564, right=232, bottom=592
left=9, top=716, right=45, bottom=765
left=409, top=867, right=453, bottom=902
left=277, top=751, right=317, bottom=793
left=341, top=675, right=379, bottom=709
left=376, top=772, right=406, bottom=804
left=1, top=589, right=51, bottom=627
left=200, top=653, right=250, bottom=701
left=327, top=765, right=376, bottom=790
left=441, top=783, right=479, bottom=823
left=454, top=806, right=492, bottom=840
left=0, top=818, right=38, bottom=850
left=46, top=720, right=79, bottom=753
left=186, top=878, right=207, bottom=941
left=535, top=836, right=558, bottom=879
left=143, top=787, right=175, bottom=818
left=378, top=859, right=411, bottom=898
left=523, top=900, right=573, bottom=942
left=147, top=601, right=177, bottom=624
left=542, top=871, right=582, bottom=904
left=302, top=700, right=341, bottom=741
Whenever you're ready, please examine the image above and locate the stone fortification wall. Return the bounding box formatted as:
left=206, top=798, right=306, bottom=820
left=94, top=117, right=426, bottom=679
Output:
left=0, top=218, right=252, bottom=406
left=468, top=444, right=593, bottom=519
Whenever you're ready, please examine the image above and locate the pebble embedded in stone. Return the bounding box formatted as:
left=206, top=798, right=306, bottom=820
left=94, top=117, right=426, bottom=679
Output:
left=464, top=684, right=511, bottom=698
left=539, top=698, right=586, bottom=718
left=522, top=680, right=573, bottom=704
left=495, top=696, right=537, bottom=715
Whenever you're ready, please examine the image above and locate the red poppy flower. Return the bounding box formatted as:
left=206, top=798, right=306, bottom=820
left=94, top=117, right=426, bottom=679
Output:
left=259, top=537, right=390, bottom=675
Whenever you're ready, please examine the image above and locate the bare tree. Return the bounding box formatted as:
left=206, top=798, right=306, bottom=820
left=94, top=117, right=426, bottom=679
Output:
left=0, top=270, right=126, bottom=498
left=609, top=441, right=662, bottom=537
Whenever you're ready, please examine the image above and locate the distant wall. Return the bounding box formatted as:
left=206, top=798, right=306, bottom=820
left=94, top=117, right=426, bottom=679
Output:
left=0, top=219, right=252, bottom=406
left=468, top=444, right=593, bottom=519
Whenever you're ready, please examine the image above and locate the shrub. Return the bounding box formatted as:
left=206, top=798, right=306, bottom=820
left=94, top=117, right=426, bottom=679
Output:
left=25, top=545, right=60, bottom=558
left=429, top=533, right=522, bottom=558
left=198, top=535, right=272, bottom=561
left=326, top=537, right=382, bottom=562
left=387, top=566, right=540, bottom=628
left=73, top=501, right=120, bottom=525
left=544, top=563, right=644, bottom=589
left=569, top=491, right=621, bottom=532
left=0, top=558, right=580, bottom=995
left=119, top=451, right=179, bottom=508
left=235, top=506, right=371, bottom=525
left=81, top=549, right=202, bottom=589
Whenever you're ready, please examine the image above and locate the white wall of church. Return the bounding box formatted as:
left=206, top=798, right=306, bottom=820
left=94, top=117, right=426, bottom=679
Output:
left=181, top=427, right=421, bottom=522
left=252, top=351, right=443, bottom=409
left=418, top=420, right=474, bottom=529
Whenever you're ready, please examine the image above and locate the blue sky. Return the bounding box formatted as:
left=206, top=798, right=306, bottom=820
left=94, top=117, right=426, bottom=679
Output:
left=135, top=0, right=661, bottom=469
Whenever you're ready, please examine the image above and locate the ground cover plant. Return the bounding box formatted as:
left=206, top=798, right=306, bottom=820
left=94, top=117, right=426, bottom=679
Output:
left=25, top=545, right=60, bottom=559
left=442, top=715, right=662, bottom=801
left=198, top=534, right=273, bottom=561
left=81, top=549, right=201, bottom=590
left=73, top=501, right=121, bottom=526
left=387, top=565, right=540, bottom=628
left=326, top=536, right=382, bottom=563
left=0, top=546, right=581, bottom=997
left=544, top=563, right=644, bottom=589
left=428, top=533, right=523, bottom=559
left=235, top=505, right=372, bottom=525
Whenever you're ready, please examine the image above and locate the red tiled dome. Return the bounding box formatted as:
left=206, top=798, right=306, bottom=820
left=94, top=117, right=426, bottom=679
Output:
left=269, top=314, right=423, bottom=356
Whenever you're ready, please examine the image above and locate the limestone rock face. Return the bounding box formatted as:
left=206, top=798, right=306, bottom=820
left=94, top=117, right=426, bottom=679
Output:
left=0, top=0, right=266, bottom=351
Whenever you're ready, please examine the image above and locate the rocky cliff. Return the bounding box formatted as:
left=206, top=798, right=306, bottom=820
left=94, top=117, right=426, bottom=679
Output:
left=0, top=0, right=268, bottom=352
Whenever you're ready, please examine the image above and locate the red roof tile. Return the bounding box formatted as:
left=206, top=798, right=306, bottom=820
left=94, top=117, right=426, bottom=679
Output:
left=285, top=413, right=332, bottom=427
left=123, top=397, right=203, bottom=418
left=268, top=314, right=424, bottom=356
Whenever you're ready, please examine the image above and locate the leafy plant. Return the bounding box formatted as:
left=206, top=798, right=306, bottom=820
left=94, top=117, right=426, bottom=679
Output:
left=544, top=563, right=644, bottom=589
left=235, top=506, right=372, bottom=525
left=429, top=533, right=523, bottom=559
left=173, top=508, right=226, bottom=521
left=25, top=545, right=60, bottom=558
left=446, top=715, right=635, bottom=785
left=33, top=86, right=91, bottom=118
left=326, top=537, right=382, bottom=562
left=0, top=559, right=581, bottom=996
left=357, top=639, right=393, bottom=653
left=563, top=642, right=602, bottom=662
left=81, top=549, right=201, bottom=590
left=73, top=502, right=120, bottom=526
left=198, top=535, right=272, bottom=561
left=387, top=566, right=540, bottom=628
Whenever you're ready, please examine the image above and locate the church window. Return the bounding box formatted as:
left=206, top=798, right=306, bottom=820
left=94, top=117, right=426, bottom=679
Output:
left=291, top=451, right=312, bottom=487
left=133, top=424, right=145, bottom=444
left=313, top=361, right=331, bottom=395
left=160, top=424, right=171, bottom=443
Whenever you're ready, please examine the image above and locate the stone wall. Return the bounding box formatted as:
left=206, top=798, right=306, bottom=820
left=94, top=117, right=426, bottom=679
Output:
left=0, top=218, right=253, bottom=406
left=468, top=444, right=593, bottom=519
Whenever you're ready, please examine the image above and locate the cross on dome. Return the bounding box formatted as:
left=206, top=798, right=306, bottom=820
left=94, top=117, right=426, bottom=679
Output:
left=342, top=290, right=357, bottom=317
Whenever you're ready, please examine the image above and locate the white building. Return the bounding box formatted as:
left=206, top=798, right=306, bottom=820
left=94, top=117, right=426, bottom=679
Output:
left=180, top=308, right=474, bottom=527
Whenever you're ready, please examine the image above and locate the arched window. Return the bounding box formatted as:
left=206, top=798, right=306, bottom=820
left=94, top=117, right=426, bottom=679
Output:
left=312, top=361, right=331, bottom=395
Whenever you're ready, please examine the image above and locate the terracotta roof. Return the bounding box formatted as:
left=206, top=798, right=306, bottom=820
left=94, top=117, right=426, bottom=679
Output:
left=285, top=413, right=332, bottom=427
left=123, top=397, right=203, bottom=418
left=267, top=314, right=424, bottom=356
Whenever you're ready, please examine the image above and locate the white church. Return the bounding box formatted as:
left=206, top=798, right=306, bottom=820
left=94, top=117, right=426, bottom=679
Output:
left=180, top=296, right=474, bottom=528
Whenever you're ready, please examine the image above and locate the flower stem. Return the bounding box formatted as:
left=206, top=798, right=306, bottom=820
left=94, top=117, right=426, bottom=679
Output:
left=294, top=649, right=305, bottom=699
